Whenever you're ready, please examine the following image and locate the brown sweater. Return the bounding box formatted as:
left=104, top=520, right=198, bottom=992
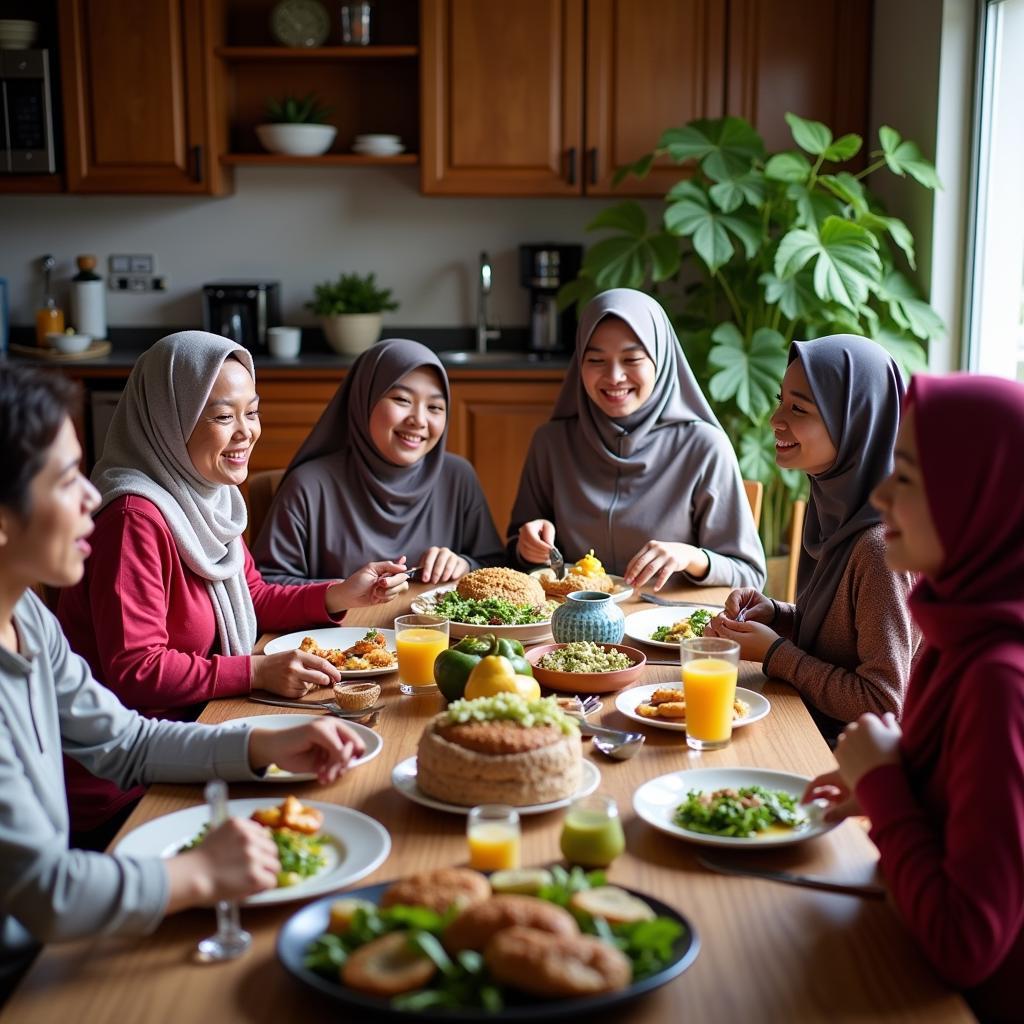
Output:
left=764, top=525, right=919, bottom=726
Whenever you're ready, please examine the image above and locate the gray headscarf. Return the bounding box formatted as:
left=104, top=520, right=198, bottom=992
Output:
left=92, top=331, right=257, bottom=656
left=792, top=335, right=905, bottom=648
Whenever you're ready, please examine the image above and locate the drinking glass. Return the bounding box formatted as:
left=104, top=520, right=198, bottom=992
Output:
left=559, top=793, right=625, bottom=868
left=467, top=804, right=521, bottom=871
left=395, top=613, right=449, bottom=695
left=340, top=2, right=371, bottom=44
left=680, top=636, right=740, bottom=751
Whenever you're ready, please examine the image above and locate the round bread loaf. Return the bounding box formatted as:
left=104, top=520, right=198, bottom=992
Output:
left=455, top=566, right=546, bottom=607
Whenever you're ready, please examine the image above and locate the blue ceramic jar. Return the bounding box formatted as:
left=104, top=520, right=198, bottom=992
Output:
left=551, top=591, right=625, bottom=645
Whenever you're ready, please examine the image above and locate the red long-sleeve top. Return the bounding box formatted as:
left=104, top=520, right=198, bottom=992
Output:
left=57, top=495, right=341, bottom=830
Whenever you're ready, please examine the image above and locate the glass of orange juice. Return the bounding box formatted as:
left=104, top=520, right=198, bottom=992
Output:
left=467, top=804, right=520, bottom=870
left=395, top=613, right=449, bottom=695
left=680, top=637, right=740, bottom=751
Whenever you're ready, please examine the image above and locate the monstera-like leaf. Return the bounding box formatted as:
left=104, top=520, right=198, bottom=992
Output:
left=707, top=324, right=788, bottom=422
left=873, top=271, right=946, bottom=341
left=658, top=117, right=764, bottom=179
left=879, top=126, right=941, bottom=189
left=664, top=182, right=761, bottom=272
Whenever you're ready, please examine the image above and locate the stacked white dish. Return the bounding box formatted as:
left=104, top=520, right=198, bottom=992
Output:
left=0, top=19, right=38, bottom=49
left=352, top=133, right=404, bottom=156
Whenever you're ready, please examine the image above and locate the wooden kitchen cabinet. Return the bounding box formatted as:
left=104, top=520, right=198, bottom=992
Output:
left=58, top=0, right=228, bottom=194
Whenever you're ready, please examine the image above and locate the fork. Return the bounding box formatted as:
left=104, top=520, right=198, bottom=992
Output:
left=548, top=545, right=566, bottom=580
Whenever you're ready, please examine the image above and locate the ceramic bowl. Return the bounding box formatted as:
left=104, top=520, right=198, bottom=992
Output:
left=334, top=681, right=381, bottom=711
left=525, top=642, right=647, bottom=695
left=48, top=332, right=92, bottom=354
left=255, top=123, right=336, bottom=156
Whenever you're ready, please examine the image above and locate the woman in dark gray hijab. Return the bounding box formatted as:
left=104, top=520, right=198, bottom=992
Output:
left=710, top=335, right=920, bottom=735
left=508, top=288, right=765, bottom=590
left=254, top=339, right=503, bottom=584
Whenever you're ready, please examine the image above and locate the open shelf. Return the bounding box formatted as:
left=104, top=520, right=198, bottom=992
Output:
left=221, top=152, right=417, bottom=166
left=216, top=45, right=418, bottom=61
left=0, top=174, right=64, bottom=193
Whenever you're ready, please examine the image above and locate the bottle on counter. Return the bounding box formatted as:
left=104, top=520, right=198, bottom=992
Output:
left=35, top=254, right=64, bottom=347
left=71, top=254, right=107, bottom=340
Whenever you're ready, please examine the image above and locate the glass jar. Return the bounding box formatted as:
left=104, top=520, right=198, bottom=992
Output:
left=559, top=793, right=625, bottom=868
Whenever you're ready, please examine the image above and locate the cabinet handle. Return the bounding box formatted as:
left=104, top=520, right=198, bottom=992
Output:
left=567, top=146, right=577, bottom=186
left=192, top=144, right=203, bottom=183
left=588, top=147, right=598, bottom=185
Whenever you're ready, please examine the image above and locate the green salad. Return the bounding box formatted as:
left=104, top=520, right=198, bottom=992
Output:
left=180, top=823, right=327, bottom=888
left=651, top=608, right=713, bottom=643
left=673, top=786, right=807, bottom=838
left=430, top=590, right=554, bottom=626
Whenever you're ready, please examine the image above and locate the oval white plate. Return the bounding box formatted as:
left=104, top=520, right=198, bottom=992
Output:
left=615, top=685, right=770, bottom=733
left=392, top=755, right=600, bottom=816
left=622, top=605, right=724, bottom=650
left=115, top=799, right=391, bottom=904
left=226, top=714, right=383, bottom=781
left=263, top=626, right=398, bottom=677
left=633, top=767, right=837, bottom=848
left=411, top=585, right=554, bottom=644
left=529, top=568, right=634, bottom=604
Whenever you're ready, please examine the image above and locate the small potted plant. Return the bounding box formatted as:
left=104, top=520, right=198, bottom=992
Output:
left=255, top=93, right=336, bottom=156
left=307, top=272, right=400, bottom=355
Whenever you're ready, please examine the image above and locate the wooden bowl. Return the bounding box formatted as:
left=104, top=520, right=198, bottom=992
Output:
left=334, top=681, right=381, bottom=711
left=525, top=642, right=647, bottom=695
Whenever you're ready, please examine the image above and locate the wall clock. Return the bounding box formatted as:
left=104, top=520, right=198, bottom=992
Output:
left=270, top=0, right=331, bottom=48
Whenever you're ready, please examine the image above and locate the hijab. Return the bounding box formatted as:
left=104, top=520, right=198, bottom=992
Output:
left=792, top=335, right=905, bottom=649
left=92, top=331, right=257, bottom=656
left=900, top=374, right=1024, bottom=774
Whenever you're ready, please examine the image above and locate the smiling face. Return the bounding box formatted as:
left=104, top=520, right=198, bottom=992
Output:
left=870, top=407, right=945, bottom=576
left=368, top=366, right=447, bottom=467
left=0, top=417, right=101, bottom=589
left=185, top=357, right=261, bottom=487
left=580, top=316, right=656, bottom=418
left=770, top=358, right=838, bottom=476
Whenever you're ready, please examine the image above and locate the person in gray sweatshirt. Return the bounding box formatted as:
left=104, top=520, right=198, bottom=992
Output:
left=0, top=365, right=368, bottom=998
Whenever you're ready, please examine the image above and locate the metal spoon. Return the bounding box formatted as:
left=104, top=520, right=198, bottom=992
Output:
left=578, top=720, right=645, bottom=760
left=548, top=545, right=566, bottom=580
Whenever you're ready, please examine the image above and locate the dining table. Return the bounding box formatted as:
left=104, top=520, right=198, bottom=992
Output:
left=1, top=582, right=972, bottom=1023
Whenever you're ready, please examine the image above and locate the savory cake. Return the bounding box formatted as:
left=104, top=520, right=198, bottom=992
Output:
left=455, top=567, right=547, bottom=608
left=416, top=695, right=582, bottom=807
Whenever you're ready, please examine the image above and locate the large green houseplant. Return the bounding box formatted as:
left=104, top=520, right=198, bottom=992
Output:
left=560, top=113, right=943, bottom=557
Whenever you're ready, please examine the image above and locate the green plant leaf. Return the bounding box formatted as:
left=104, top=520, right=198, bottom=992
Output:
left=709, top=170, right=766, bottom=213
left=759, top=269, right=820, bottom=322
left=785, top=113, right=832, bottom=156
left=738, top=428, right=778, bottom=484
left=878, top=125, right=941, bottom=189
left=306, top=271, right=398, bottom=315
left=707, top=323, right=788, bottom=421
left=664, top=191, right=762, bottom=271
left=823, top=133, right=862, bottom=162
left=873, top=323, right=929, bottom=376
left=775, top=217, right=881, bottom=310
left=612, top=153, right=655, bottom=186
left=647, top=232, right=682, bottom=281
left=587, top=201, right=647, bottom=236
left=659, top=117, right=764, bottom=178
left=764, top=152, right=811, bottom=184
left=874, top=271, right=945, bottom=340
left=818, top=172, right=868, bottom=212
left=858, top=211, right=916, bottom=268
left=785, top=183, right=844, bottom=229
left=584, top=236, right=648, bottom=289
left=556, top=274, right=599, bottom=312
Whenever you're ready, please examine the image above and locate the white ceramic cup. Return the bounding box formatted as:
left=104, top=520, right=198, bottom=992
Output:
left=266, top=326, right=301, bottom=359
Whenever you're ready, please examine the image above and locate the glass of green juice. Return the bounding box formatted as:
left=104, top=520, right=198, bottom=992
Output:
left=559, top=794, right=626, bottom=868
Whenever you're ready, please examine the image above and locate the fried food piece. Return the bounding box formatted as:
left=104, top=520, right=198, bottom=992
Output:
left=364, top=648, right=397, bottom=668
left=484, top=926, right=632, bottom=998
left=569, top=886, right=656, bottom=924
left=345, top=630, right=387, bottom=656
left=299, top=636, right=325, bottom=656
left=653, top=700, right=689, bottom=719
left=540, top=570, right=615, bottom=598
left=649, top=687, right=684, bottom=705
left=250, top=795, right=322, bottom=834
left=341, top=655, right=371, bottom=671
left=443, top=895, right=578, bottom=954
left=635, top=703, right=662, bottom=718
left=341, top=931, right=437, bottom=997
left=379, top=867, right=491, bottom=914
left=636, top=696, right=751, bottom=722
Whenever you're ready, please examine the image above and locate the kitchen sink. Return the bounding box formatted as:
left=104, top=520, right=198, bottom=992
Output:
left=438, top=350, right=534, bottom=365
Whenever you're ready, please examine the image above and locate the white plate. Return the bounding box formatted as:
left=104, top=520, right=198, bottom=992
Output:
left=263, top=626, right=398, bottom=677
left=633, top=767, right=837, bottom=848
left=227, top=714, right=383, bottom=781
left=615, top=685, right=770, bottom=733
left=411, top=585, right=554, bottom=644
left=391, top=756, right=600, bottom=815
left=115, top=799, right=391, bottom=904
left=353, top=144, right=405, bottom=155
left=529, top=568, right=634, bottom=604
left=622, top=605, right=724, bottom=650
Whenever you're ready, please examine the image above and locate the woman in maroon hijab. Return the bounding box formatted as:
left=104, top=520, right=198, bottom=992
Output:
left=805, top=374, right=1024, bottom=1023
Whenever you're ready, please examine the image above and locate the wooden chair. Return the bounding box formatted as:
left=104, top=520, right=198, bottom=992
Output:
left=246, top=468, right=284, bottom=543
left=785, top=498, right=807, bottom=603
left=742, top=479, right=764, bottom=531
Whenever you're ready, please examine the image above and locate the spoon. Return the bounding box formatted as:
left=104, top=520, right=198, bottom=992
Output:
left=548, top=545, right=566, bottom=580
left=578, top=720, right=645, bottom=760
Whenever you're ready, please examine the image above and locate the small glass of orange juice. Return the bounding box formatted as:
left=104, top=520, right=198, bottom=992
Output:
left=680, top=637, right=740, bottom=751
left=467, top=804, right=521, bottom=871
left=395, top=613, right=449, bottom=695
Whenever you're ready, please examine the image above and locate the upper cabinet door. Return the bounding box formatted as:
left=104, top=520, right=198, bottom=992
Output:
left=585, top=0, right=725, bottom=196
left=59, top=0, right=226, bottom=194
left=726, top=0, right=871, bottom=155
left=420, top=0, right=584, bottom=196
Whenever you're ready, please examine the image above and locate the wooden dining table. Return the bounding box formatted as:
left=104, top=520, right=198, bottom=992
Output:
left=2, top=583, right=972, bottom=1023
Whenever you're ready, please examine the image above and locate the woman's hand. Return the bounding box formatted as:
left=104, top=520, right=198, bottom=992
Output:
left=801, top=769, right=862, bottom=824
left=249, top=718, right=367, bottom=785
left=706, top=617, right=779, bottom=662
left=326, top=559, right=411, bottom=612
left=723, top=588, right=774, bottom=623
left=834, top=713, right=902, bottom=791
left=516, top=519, right=556, bottom=565
left=420, top=547, right=470, bottom=585
left=624, top=541, right=709, bottom=591
left=251, top=649, right=341, bottom=697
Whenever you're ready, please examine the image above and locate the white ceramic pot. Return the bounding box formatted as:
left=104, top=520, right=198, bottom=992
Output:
left=321, top=313, right=383, bottom=356
left=47, top=332, right=92, bottom=354
left=255, top=123, right=336, bottom=156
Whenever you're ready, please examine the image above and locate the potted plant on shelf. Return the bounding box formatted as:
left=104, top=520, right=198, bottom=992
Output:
left=307, top=272, right=400, bottom=355
left=560, top=112, right=943, bottom=589
left=255, top=93, right=336, bottom=156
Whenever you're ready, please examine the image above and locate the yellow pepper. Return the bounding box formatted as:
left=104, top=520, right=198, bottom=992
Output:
left=465, top=654, right=541, bottom=701
left=575, top=548, right=604, bottom=576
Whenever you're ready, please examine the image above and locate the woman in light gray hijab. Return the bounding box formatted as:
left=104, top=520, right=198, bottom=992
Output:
left=508, top=288, right=765, bottom=590
left=710, top=335, right=920, bottom=737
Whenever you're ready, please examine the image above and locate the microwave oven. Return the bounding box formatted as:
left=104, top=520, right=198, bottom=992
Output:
left=0, top=48, right=56, bottom=174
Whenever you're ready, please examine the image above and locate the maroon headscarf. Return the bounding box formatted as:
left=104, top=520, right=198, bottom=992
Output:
left=901, top=373, right=1024, bottom=773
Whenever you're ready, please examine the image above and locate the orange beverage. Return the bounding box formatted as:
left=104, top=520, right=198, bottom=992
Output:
left=395, top=613, right=450, bottom=695
left=680, top=638, right=740, bottom=751
left=467, top=804, right=520, bottom=870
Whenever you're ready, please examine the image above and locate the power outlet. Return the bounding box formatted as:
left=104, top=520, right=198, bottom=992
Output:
left=109, top=274, right=168, bottom=292
left=109, top=254, right=155, bottom=275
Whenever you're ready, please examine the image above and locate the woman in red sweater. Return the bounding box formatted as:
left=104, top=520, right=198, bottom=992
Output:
left=805, top=373, right=1024, bottom=1023
left=58, top=331, right=409, bottom=843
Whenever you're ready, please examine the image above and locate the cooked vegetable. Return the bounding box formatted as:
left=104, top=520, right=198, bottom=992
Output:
left=430, top=590, right=554, bottom=626
left=673, top=786, right=807, bottom=837
left=651, top=608, right=713, bottom=643
left=538, top=641, right=632, bottom=673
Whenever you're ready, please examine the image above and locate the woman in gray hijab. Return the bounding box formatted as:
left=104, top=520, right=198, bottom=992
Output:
left=254, top=338, right=504, bottom=585
left=508, top=288, right=765, bottom=590
left=709, top=335, right=920, bottom=735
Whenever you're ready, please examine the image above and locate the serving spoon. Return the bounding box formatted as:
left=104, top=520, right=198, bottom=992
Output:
left=578, top=720, right=645, bottom=760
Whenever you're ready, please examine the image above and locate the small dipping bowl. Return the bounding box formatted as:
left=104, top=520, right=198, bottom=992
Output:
left=334, top=681, right=381, bottom=711
left=48, top=332, right=92, bottom=354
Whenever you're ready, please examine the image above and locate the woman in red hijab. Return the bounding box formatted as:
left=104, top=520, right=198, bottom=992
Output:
left=805, top=374, right=1024, bottom=1023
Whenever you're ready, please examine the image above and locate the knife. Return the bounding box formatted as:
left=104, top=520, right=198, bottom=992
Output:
left=640, top=593, right=712, bottom=608
left=696, top=853, right=886, bottom=899
left=247, top=693, right=384, bottom=718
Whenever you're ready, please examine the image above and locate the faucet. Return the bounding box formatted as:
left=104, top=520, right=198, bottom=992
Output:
left=476, top=251, right=501, bottom=353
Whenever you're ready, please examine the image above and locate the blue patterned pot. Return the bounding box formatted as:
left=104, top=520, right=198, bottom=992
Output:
left=551, top=591, right=625, bottom=645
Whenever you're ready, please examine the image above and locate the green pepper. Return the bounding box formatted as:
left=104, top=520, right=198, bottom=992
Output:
left=433, top=633, right=533, bottom=703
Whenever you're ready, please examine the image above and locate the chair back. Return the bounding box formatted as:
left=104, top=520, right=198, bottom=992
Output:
left=742, top=479, right=764, bottom=530
left=246, top=468, right=284, bottom=543
left=786, top=499, right=807, bottom=603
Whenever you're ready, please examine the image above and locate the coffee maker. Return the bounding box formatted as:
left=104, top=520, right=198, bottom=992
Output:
left=518, top=244, right=582, bottom=355
left=201, top=280, right=280, bottom=351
